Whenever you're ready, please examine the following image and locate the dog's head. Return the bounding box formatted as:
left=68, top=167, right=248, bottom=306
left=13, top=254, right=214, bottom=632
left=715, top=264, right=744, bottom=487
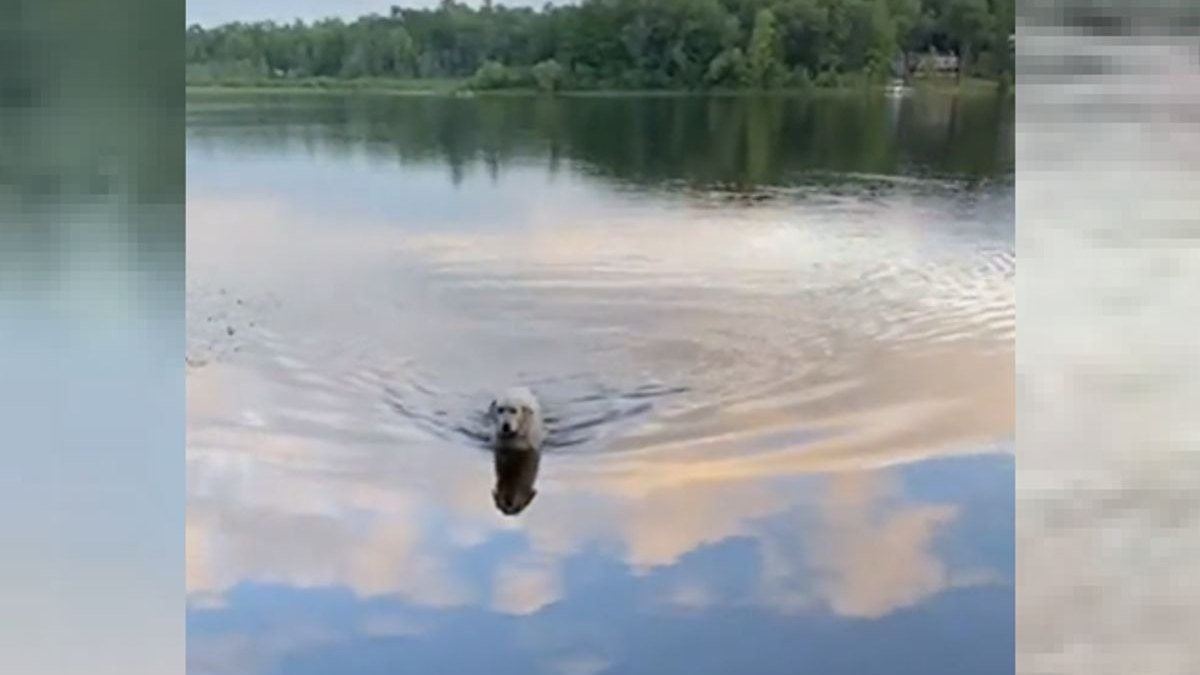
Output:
left=489, top=394, right=535, bottom=444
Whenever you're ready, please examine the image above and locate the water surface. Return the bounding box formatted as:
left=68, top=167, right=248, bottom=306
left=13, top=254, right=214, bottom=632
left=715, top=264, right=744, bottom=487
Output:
left=187, top=92, right=1014, bottom=675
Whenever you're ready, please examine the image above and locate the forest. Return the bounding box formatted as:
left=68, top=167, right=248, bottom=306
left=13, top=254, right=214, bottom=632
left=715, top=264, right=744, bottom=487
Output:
left=186, top=0, right=1015, bottom=91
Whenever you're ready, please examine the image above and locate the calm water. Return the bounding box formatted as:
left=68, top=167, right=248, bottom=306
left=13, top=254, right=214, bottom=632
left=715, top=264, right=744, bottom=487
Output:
left=186, top=91, right=1014, bottom=675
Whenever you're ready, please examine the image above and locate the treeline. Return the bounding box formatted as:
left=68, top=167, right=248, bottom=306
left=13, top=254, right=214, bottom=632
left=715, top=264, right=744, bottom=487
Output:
left=186, top=0, right=1015, bottom=91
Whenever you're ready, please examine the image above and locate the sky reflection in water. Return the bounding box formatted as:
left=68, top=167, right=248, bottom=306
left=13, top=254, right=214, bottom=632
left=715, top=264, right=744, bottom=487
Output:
left=187, top=93, right=1013, bottom=675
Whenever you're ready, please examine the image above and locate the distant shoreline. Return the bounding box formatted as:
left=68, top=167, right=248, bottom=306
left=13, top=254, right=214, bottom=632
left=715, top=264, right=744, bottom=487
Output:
left=186, top=76, right=1009, bottom=98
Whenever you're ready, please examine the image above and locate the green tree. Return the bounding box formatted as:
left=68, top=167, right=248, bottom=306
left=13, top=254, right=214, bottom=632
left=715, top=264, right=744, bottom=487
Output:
left=942, top=0, right=992, bottom=81
left=471, top=59, right=519, bottom=89
left=989, top=0, right=1015, bottom=80
left=705, top=47, right=747, bottom=87
left=531, top=58, right=566, bottom=91
left=775, top=0, right=827, bottom=78
left=866, top=0, right=897, bottom=77
left=746, top=8, right=783, bottom=88
left=184, top=0, right=1015, bottom=91
left=887, top=0, right=921, bottom=76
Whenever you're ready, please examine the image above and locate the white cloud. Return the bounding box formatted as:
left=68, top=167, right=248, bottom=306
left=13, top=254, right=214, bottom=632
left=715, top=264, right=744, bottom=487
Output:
left=492, top=556, right=563, bottom=616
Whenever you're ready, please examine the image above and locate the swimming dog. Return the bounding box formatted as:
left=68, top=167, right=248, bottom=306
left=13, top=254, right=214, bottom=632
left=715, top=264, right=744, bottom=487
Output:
left=488, top=387, right=545, bottom=515
left=488, top=387, right=545, bottom=452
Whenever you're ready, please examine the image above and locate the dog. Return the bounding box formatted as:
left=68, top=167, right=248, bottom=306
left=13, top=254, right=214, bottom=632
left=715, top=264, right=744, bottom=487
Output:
left=488, top=387, right=546, bottom=452
left=488, top=387, right=545, bottom=515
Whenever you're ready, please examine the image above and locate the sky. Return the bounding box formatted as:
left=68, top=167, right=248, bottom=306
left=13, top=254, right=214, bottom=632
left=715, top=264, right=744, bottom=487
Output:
left=186, top=0, right=559, bottom=27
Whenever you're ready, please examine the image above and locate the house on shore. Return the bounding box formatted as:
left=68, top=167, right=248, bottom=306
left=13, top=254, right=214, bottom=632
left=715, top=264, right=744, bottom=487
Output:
left=893, top=49, right=962, bottom=79
left=913, top=51, right=961, bottom=76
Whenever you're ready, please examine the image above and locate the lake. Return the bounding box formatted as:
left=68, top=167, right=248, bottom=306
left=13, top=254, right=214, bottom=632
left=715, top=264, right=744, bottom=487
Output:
left=186, top=91, right=1014, bottom=675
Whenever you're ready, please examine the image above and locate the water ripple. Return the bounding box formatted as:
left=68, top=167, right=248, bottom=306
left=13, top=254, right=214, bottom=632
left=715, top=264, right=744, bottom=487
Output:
left=188, top=178, right=1013, bottom=471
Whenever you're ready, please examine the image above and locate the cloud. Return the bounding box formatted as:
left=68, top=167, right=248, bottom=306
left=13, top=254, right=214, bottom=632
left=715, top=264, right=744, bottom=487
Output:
left=187, top=399, right=480, bottom=609
left=492, top=556, right=563, bottom=616
left=187, top=350, right=1008, bottom=616
left=812, top=473, right=958, bottom=618
left=615, top=481, right=786, bottom=573
left=755, top=472, right=1004, bottom=620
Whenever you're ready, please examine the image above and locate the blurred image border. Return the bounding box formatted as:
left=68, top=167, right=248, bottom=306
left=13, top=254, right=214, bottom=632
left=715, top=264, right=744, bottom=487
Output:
left=0, top=0, right=184, bottom=673
left=1017, top=2, right=1200, bottom=674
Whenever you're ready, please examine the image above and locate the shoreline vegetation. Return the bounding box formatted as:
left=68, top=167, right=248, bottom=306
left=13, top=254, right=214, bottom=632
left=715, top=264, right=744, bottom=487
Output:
left=187, top=0, right=1014, bottom=97
left=185, top=74, right=1006, bottom=97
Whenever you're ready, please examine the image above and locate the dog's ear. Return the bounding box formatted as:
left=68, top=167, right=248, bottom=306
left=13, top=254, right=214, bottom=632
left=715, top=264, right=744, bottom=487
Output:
left=488, top=399, right=497, bottom=418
